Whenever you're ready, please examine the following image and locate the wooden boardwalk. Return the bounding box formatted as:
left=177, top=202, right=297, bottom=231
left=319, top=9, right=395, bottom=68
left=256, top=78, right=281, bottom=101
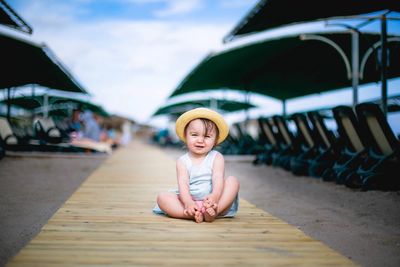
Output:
left=7, top=141, right=357, bottom=267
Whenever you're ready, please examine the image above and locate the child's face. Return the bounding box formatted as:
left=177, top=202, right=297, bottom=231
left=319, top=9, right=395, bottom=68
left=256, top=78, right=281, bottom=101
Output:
left=185, top=119, right=217, bottom=156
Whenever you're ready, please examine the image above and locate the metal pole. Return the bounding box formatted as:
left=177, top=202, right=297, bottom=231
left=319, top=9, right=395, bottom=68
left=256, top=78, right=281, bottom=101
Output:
left=210, top=98, right=217, bottom=110
left=7, top=88, right=11, bottom=121
left=245, top=91, right=250, bottom=122
left=43, top=92, right=49, bottom=118
left=282, top=99, right=286, bottom=117
left=351, top=30, right=359, bottom=108
left=381, top=15, right=388, bottom=117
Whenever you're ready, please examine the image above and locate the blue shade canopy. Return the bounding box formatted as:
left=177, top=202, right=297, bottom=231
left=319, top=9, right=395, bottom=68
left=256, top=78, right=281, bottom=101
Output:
left=152, top=99, right=256, bottom=117
left=0, top=32, right=87, bottom=94
left=0, top=0, right=32, bottom=34
left=224, top=0, right=400, bottom=42
left=1, top=94, right=108, bottom=117
left=170, top=32, right=400, bottom=101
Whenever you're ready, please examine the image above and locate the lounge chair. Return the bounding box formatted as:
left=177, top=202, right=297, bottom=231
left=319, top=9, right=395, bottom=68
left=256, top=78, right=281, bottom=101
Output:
left=241, top=119, right=265, bottom=155
left=0, top=117, right=36, bottom=152
left=307, top=111, right=342, bottom=178
left=218, top=123, right=241, bottom=155
left=0, top=117, right=19, bottom=146
left=271, top=115, right=299, bottom=171
left=233, top=121, right=257, bottom=155
left=253, top=117, right=282, bottom=165
left=289, top=113, right=320, bottom=176
left=352, top=103, right=400, bottom=191
left=327, top=105, right=369, bottom=186
left=1, top=117, right=109, bottom=154
left=33, top=117, right=64, bottom=144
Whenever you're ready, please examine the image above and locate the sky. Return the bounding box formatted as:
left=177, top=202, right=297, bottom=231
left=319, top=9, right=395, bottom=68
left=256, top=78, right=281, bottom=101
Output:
left=2, top=0, right=400, bottom=131
left=3, top=0, right=258, bottom=124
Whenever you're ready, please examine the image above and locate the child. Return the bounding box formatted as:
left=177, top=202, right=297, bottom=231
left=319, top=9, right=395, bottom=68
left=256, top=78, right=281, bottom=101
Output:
left=153, top=107, right=239, bottom=223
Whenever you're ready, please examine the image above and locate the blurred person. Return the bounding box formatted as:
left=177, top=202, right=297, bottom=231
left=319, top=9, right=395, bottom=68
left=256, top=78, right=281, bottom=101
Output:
left=81, top=110, right=101, bottom=142
left=67, top=109, right=83, bottom=140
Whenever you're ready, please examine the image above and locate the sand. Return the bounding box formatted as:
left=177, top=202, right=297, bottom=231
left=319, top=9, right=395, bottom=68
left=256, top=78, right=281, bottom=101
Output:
left=0, top=152, right=107, bottom=267
left=0, top=144, right=399, bottom=267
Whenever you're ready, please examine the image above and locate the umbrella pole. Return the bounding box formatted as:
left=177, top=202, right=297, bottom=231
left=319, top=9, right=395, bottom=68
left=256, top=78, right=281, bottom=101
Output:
left=245, top=91, right=250, bottom=122
left=282, top=99, right=286, bottom=117
left=380, top=15, right=388, bottom=118
left=351, top=30, right=359, bottom=108
left=43, top=91, right=49, bottom=118
left=7, top=88, right=11, bottom=121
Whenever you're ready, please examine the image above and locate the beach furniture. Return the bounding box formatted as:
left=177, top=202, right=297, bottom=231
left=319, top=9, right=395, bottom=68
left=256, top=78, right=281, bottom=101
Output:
left=289, top=113, right=320, bottom=176
left=33, top=116, right=112, bottom=154
left=0, top=117, right=23, bottom=154
left=237, top=119, right=264, bottom=155
left=351, top=103, right=400, bottom=190
left=0, top=117, right=44, bottom=152
left=33, top=117, right=64, bottom=144
left=326, top=105, right=369, bottom=186
left=0, top=117, right=19, bottom=145
left=270, top=115, right=300, bottom=171
left=232, top=121, right=256, bottom=155
left=253, top=117, right=282, bottom=165
left=307, top=111, right=342, bottom=178
left=1, top=117, right=110, bottom=154
left=217, top=123, right=241, bottom=155
left=218, top=121, right=259, bottom=155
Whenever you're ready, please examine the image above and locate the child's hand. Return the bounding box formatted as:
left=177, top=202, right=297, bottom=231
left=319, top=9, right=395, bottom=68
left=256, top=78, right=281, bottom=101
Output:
left=183, top=201, right=197, bottom=216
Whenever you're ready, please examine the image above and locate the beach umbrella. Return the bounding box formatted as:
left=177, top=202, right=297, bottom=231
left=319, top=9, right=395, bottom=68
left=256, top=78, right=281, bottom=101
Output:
left=223, top=0, right=400, bottom=116
left=152, top=98, right=257, bottom=117
left=224, top=0, right=400, bottom=42
left=169, top=32, right=400, bottom=115
left=0, top=0, right=33, bottom=34
left=1, top=32, right=87, bottom=93
left=1, top=32, right=88, bottom=119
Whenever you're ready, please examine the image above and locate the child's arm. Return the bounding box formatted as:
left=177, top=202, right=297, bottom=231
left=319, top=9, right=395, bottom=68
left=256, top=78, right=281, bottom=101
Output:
left=176, top=159, right=197, bottom=216
left=205, top=152, right=225, bottom=204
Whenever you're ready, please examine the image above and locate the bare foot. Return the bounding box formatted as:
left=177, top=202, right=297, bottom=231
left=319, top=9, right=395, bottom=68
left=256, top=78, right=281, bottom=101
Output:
left=204, top=202, right=218, bottom=222
left=194, top=210, right=204, bottom=223
left=195, top=200, right=205, bottom=213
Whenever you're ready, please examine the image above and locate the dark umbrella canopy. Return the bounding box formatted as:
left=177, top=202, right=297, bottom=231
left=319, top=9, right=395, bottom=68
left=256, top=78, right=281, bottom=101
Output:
left=1, top=94, right=108, bottom=117
left=224, top=0, right=400, bottom=42
left=170, top=32, right=400, bottom=101
left=0, top=32, right=87, bottom=93
left=0, top=0, right=32, bottom=34
left=153, top=99, right=256, bottom=117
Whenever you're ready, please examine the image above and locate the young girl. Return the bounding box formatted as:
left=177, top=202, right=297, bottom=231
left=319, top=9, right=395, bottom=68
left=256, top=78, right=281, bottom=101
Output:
left=153, top=108, right=240, bottom=223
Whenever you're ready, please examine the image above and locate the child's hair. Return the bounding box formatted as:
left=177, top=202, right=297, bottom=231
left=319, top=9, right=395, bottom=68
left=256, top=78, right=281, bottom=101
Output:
left=184, top=118, right=220, bottom=145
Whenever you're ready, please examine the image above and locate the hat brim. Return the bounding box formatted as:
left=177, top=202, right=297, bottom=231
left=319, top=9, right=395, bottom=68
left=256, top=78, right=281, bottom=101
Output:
left=175, top=108, right=229, bottom=145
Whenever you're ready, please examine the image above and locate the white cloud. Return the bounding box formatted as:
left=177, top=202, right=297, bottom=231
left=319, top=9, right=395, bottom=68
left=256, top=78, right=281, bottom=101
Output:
left=153, top=0, right=203, bottom=17
left=220, top=0, right=258, bottom=9
left=16, top=5, right=230, bottom=124
left=126, top=0, right=203, bottom=17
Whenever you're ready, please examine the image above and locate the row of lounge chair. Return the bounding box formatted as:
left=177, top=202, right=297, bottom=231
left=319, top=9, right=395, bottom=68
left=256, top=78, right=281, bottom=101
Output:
left=0, top=116, right=111, bottom=158
left=218, top=102, right=400, bottom=191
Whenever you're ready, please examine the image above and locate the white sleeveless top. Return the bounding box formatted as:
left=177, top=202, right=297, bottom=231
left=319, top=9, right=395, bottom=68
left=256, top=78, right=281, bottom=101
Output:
left=179, top=150, right=218, bottom=201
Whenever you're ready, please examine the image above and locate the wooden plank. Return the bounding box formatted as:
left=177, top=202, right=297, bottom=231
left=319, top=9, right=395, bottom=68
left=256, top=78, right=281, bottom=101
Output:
left=7, top=141, right=358, bottom=267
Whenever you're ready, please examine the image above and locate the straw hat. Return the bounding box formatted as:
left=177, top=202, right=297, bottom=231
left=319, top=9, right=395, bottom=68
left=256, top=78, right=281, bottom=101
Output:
left=175, top=107, right=229, bottom=145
